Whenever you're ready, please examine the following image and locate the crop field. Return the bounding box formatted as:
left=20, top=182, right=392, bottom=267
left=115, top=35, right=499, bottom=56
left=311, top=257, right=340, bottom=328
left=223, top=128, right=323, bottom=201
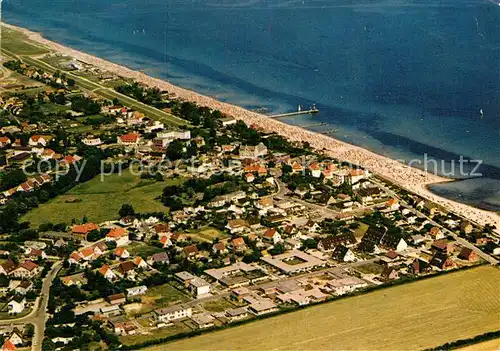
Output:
left=23, top=168, right=183, bottom=226
left=141, top=266, right=500, bottom=351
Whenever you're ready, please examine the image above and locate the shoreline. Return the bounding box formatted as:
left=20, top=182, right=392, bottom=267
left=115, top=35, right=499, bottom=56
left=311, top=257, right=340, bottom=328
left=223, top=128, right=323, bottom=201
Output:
left=4, top=22, right=499, bottom=232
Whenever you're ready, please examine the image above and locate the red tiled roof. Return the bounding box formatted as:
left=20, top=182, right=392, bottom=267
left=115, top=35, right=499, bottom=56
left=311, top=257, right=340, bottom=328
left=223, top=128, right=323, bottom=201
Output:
left=107, top=227, right=128, bottom=238
left=98, top=264, right=111, bottom=275
left=80, top=247, right=95, bottom=258
left=72, top=223, right=99, bottom=234
left=20, top=260, right=38, bottom=271
left=2, top=340, right=16, bottom=351
left=114, top=247, right=127, bottom=256
left=263, top=228, right=277, bottom=238
left=119, top=133, right=140, bottom=143
left=70, top=252, right=82, bottom=261
left=183, top=244, right=199, bottom=256
left=232, top=237, right=246, bottom=247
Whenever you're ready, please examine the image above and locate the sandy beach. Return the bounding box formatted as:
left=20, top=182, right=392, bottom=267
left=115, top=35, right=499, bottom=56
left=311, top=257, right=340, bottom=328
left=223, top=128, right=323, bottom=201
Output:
left=5, top=22, right=499, bottom=232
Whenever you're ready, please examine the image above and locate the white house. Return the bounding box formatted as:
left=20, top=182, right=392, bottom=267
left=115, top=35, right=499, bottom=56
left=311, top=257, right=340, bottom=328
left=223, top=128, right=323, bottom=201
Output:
left=106, top=228, right=130, bottom=247
left=189, top=277, right=211, bottom=297
left=332, top=245, right=356, bottom=262
left=156, top=130, right=191, bottom=143
left=394, top=238, right=408, bottom=252
left=10, top=261, right=40, bottom=279
left=82, top=137, right=102, bottom=146
left=220, top=116, right=237, bottom=127
left=7, top=297, right=26, bottom=315
left=97, top=265, right=116, bottom=281
left=262, top=228, right=282, bottom=244
left=126, top=285, right=148, bottom=297
left=154, top=305, right=192, bottom=322
left=28, top=135, right=52, bottom=147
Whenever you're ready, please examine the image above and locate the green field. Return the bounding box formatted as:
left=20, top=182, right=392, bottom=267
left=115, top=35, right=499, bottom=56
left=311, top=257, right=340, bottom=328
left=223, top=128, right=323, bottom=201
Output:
left=185, top=227, right=228, bottom=243
left=23, top=168, right=182, bottom=226
left=202, top=298, right=236, bottom=313
left=1, top=27, right=49, bottom=55
left=141, top=266, right=500, bottom=351
left=127, top=242, right=165, bottom=258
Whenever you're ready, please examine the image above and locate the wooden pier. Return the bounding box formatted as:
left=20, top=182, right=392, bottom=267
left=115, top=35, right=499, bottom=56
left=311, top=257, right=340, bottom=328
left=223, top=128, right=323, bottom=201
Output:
left=269, top=104, right=319, bottom=119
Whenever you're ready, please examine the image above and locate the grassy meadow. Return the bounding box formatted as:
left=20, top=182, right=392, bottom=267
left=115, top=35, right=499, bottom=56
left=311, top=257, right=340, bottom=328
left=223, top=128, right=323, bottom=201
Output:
left=23, top=168, right=182, bottom=226
left=1, top=27, right=49, bottom=55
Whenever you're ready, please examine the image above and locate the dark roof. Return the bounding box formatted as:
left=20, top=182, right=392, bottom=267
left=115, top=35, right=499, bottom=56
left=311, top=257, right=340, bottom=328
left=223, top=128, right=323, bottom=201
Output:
left=118, top=261, right=135, bottom=274
left=318, top=233, right=357, bottom=251
left=8, top=152, right=31, bottom=162
left=149, top=252, right=169, bottom=263
left=358, top=226, right=386, bottom=252
left=108, top=293, right=126, bottom=301
left=331, top=245, right=350, bottom=260
left=458, top=247, right=474, bottom=260
left=183, top=244, right=199, bottom=256
left=355, top=187, right=382, bottom=197
left=411, top=258, right=429, bottom=274
left=429, top=252, right=452, bottom=269
left=1, top=260, right=16, bottom=273
left=484, top=241, right=499, bottom=254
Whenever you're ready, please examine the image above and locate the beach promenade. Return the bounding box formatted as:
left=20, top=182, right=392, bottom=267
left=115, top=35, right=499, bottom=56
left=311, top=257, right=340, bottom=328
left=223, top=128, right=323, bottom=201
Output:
left=4, top=22, right=499, bottom=233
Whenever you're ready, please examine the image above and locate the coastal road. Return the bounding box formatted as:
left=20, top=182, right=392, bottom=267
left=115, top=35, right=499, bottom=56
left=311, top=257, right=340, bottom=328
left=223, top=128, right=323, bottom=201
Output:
left=0, top=261, right=62, bottom=350
left=0, top=47, right=188, bottom=127
left=20, top=54, right=188, bottom=127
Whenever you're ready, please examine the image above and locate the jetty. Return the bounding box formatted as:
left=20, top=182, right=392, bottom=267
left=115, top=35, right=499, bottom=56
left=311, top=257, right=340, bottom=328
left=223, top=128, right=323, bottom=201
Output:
left=269, top=104, right=319, bottom=119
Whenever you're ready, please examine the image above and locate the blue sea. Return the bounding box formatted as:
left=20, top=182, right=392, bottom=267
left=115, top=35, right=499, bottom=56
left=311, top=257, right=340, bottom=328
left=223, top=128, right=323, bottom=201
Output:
left=4, top=0, right=500, bottom=210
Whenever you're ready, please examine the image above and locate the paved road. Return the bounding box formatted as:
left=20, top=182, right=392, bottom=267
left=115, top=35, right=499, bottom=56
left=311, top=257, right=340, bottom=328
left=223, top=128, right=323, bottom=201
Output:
left=0, top=262, right=62, bottom=350
left=10, top=53, right=188, bottom=127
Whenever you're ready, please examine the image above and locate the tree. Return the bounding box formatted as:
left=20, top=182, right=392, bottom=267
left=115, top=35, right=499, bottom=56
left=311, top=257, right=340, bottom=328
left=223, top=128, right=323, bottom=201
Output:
left=1, top=169, right=27, bottom=190
left=166, top=139, right=185, bottom=160
left=119, top=204, right=135, bottom=218
left=25, top=324, right=35, bottom=337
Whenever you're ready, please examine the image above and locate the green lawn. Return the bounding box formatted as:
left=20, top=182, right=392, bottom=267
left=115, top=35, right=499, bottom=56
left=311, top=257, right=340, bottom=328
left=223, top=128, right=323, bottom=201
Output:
left=185, top=227, right=228, bottom=243
left=22, top=168, right=183, bottom=226
left=1, top=27, right=49, bottom=55
left=202, top=298, right=236, bottom=313
left=127, top=242, right=165, bottom=258
left=355, top=262, right=384, bottom=275
left=144, top=283, right=190, bottom=308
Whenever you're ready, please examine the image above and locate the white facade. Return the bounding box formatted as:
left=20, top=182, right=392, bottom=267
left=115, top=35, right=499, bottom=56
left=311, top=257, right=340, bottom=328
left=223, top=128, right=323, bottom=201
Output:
left=82, top=138, right=102, bottom=146
left=155, top=305, right=192, bottom=322
left=7, top=298, right=26, bottom=314
left=126, top=285, right=148, bottom=297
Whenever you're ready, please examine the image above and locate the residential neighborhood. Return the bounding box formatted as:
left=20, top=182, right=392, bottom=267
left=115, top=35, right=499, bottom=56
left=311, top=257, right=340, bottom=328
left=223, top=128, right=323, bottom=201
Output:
left=0, top=48, right=498, bottom=351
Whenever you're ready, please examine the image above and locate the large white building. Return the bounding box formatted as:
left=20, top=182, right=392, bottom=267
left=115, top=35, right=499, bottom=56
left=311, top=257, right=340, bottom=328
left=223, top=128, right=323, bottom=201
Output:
left=154, top=305, right=192, bottom=322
